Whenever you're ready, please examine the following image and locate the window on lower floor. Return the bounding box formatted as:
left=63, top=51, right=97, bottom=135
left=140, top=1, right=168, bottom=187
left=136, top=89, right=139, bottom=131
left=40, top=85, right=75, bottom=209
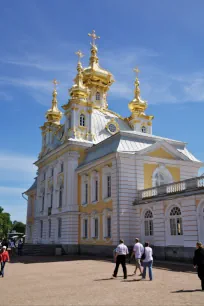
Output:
left=58, top=218, right=62, bottom=238
left=48, top=219, right=51, bottom=238
left=83, top=219, right=88, bottom=238
left=169, top=206, right=183, bottom=236
left=40, top=220, right=43, bottom=238
left=85, top=183, right=88, bottom=204
left=144, top=210, right=153, bottom=236
left=94, top=218, right=99, bottom=238
left=107, top=216, right=111, bottom=238
left=42, top=193, right=45, bottom=211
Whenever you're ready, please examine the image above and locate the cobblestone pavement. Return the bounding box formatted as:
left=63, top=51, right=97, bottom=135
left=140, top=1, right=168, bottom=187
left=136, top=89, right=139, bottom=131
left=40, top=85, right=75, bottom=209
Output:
left=0, top=256, right=203, bottom=306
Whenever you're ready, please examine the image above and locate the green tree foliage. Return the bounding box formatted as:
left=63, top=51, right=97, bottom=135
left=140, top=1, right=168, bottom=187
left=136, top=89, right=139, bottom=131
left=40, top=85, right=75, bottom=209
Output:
left=0, top=206, right=12, bottom=239
left=12, top=221, right=26, bottom=234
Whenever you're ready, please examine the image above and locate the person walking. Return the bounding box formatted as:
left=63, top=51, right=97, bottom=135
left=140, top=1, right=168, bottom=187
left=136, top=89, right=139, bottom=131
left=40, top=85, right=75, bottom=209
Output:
left=193, top=242, right=204, bottom=291
left=0, top=246, right=10, bottom=278
left=113, top=239, right=129, bottom=279
left=131, top=238, right=144, bottom=276
left=142, top=242, right=153, bottom=281
left=17, top=239, right=23, bottom=256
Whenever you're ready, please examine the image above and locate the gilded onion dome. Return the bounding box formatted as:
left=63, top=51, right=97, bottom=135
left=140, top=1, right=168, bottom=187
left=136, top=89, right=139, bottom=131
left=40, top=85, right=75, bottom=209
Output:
left=83, top=30, right=114, bottom=90
left=128, top=68, right=148, bottom=115
left=68, top=51, right=89, bottom=99
left=45, top=79, right=62, bottom=125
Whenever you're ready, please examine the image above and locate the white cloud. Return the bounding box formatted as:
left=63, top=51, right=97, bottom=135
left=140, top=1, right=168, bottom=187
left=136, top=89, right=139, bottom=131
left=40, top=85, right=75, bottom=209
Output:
left=0, top=152, right=36, bottom=174
left=0, top=186, right=25, bottom=195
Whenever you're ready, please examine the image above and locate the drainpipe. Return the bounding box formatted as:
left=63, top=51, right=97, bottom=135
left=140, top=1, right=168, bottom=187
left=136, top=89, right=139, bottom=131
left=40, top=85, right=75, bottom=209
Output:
left=22, top=192, right=28, bottom=201
left=116, top=153, right=120, bottom=243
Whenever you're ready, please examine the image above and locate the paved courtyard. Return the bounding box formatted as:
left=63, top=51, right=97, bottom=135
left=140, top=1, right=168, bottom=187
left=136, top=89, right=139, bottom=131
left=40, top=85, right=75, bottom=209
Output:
left=0, top=256, right=203, bottom=306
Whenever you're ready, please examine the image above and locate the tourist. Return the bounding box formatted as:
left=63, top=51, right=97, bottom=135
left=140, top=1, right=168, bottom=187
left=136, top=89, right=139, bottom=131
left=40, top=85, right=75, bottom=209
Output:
left=17, top=239, right=23, bottom=256
left=142, top=242, right=153, bottom=281
left=0, top=246, right=10, bottom=278
left=112, top=239, right=129, bottom=279
left=131, top=238, right=144, bottom=276
left=193, top=242, right=204, bottom=291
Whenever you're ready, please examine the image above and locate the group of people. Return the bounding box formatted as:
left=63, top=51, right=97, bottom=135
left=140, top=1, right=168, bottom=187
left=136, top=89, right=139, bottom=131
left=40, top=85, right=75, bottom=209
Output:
left=0, top=238, right=24, bottom=278
left=113, top=238, right=204, bottom=291
left=113, top=238, right=153, bottom=281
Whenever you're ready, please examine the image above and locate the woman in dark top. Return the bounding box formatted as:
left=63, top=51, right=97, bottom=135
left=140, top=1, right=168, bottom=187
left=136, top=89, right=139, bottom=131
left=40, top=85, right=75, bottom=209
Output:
left=193, top=242, right=204, bottom=291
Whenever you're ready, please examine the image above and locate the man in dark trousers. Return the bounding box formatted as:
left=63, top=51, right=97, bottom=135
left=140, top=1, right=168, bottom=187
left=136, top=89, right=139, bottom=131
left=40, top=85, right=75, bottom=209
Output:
left=113, top=239, right=129, bottom=279
left=193, top=242, right=204, bottom=291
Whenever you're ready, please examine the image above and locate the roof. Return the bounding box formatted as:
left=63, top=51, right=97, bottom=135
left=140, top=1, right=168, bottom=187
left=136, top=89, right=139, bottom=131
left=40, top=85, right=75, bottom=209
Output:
left=24, top=178, right=37, bottom=194
left=92, top=108, right=131, bottom=144
left=78, top=131, right=201, bottom=169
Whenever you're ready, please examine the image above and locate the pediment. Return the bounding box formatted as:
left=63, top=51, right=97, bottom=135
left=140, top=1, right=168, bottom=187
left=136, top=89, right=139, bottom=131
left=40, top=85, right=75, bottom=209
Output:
left=138, top=140, right=188, bottom=161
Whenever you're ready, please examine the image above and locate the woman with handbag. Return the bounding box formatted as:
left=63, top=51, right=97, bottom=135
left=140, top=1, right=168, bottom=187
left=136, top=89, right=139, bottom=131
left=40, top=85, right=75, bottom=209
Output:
left=142, top=242, right=153, bottom=281
left=0, top=246, right=10, bottom=278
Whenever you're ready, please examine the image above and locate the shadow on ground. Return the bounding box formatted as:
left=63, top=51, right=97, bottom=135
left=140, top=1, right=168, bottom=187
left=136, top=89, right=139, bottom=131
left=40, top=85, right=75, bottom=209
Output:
left=9, top=255, right=195, bottom=274
left=171, top=289, right=202, bottom=293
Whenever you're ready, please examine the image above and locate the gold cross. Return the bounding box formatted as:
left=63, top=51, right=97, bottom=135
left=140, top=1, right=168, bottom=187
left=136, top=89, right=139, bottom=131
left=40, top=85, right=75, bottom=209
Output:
left=52, top=79, right=59, bottom=89
left=75, top=50, right=84, bottom=62
left=134, top=67, right=140, bottom=78
left=88, top=30, right=100, bottom=46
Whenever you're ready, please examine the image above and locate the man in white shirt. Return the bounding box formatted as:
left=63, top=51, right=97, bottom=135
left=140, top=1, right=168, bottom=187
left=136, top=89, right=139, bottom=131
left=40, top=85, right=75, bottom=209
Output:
left=113, top=239, right=129, bottom=279
left=131, top=238, right=144, bottom=276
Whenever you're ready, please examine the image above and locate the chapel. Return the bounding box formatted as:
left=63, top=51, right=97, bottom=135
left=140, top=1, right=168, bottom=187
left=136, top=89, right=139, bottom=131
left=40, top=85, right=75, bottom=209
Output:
left=24, top=31, right=204, bottom=261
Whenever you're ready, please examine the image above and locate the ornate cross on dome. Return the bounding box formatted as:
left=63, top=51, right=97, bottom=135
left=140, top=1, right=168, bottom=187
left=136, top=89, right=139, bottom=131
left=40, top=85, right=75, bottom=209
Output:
left=134, top=67, right=140, bottom=78
left=52, top=79, right=59, bottom=89
left=88, top=30, right=100, bottom=46
left=75, top=50, right=84, bottom=62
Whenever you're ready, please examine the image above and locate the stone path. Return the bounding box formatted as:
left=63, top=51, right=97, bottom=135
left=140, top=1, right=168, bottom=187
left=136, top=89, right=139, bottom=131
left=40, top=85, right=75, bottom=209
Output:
left=0, top=256, right=203, bottom=305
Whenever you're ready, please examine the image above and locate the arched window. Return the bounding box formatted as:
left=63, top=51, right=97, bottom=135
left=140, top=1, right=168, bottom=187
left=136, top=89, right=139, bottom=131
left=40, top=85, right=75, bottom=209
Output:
left=144, top=210, right=153, bottom=236
left=96, top=92, right=100, bottom=101
left=141, top=126, right=146, bottom=133
left=80, top=114, right=85, bottom=127
left=152, top=166, right=173, bottom=187
left=169, top=206, right=183, bottom=236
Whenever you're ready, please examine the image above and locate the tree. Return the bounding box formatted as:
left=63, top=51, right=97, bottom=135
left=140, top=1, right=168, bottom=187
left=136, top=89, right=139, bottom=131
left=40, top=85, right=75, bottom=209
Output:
left=12, top=221, right=26, bottom=234
left=0, top=206, right=12, bottom=239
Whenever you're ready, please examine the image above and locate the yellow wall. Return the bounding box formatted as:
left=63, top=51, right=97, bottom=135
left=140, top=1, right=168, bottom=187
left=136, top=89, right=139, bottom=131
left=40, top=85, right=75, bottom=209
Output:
left=78, top=161, right=113, bottom=245
left=147, top=148, right=176, bottom=160
left=144, top=163, right=180, bottom=189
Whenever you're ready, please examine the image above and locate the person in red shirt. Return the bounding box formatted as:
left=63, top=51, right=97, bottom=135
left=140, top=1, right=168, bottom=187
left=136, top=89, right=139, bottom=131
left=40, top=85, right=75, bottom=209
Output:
left=0, top=246, right=10, bottom=277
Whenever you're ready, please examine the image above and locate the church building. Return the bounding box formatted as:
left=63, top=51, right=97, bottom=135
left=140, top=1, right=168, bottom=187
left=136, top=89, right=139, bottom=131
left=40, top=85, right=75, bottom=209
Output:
left=24, top=31, right=204, bottom=261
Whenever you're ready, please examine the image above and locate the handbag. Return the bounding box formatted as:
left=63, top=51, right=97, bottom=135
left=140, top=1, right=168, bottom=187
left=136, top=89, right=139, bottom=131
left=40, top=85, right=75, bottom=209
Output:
left=141, top=247, right=146, bottom=260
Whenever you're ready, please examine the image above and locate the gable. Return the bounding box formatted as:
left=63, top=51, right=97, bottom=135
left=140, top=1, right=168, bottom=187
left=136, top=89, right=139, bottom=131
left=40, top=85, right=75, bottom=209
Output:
left=147, top=148, right=176, bottom=160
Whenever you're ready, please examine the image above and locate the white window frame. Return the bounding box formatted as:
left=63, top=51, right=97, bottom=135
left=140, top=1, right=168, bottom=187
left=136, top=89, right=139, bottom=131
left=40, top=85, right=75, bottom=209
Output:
left=165, top=204, right=184, bottom=246
left=91, top=212, right=99, bottom=239
left=141, top=126, right=147, bottom=133
left=81, top=174, right=89, bottom=206
left=152, top=165, right=173, bottom=187
left=169, top=206, right=183, bottom=236
left=103, top=208, right=112, bottom=239
left=48, top=219, right=51, bottom=239
left=144, top=210, right=154, bottom=236
left=102, top=166, right=112, bottom=200
left=96, top=92, right=100, bottom=101
left=58, top=218, right=62, bottom=238
left=80, top=114, right=85, bottom=127
left=91, top=171, right=99, bottom=203
left=81, top=215, right=89, bottom=239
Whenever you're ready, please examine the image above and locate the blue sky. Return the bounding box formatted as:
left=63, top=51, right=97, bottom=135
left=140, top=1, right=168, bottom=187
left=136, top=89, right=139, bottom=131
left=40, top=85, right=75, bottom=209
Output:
left=1, top=0, right=204, bottom=222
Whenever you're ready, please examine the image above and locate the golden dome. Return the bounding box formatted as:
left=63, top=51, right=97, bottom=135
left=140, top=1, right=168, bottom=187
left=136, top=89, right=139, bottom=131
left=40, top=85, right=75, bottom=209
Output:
left=46, top=80, right=62, bottom=125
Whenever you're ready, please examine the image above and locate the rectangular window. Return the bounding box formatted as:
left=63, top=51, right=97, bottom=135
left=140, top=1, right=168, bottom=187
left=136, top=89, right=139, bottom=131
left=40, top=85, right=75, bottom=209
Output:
left=40, top=220, right=43, bottom=238
left=48, top=219, right=51, bottom=238
left=50, top=190, right=53, bottom=208
left=107, top=217, right=111, bottom=238
left=107, top=175, right=111, bottom=198
left=51, top=168, right=54, bottom=177
left=58, top=218, right=62, bottom=238
left=84, top=219, right=88, bottom=238
left=60, top=163, right=64, bottom=173
left=94, top=218, right=98, bottom=238
left=59, top=188, right=63, bottom=208
left=42, top=193, right=45, bottom=211
left=43, top=172, right=46, bottom=181
left=170, top=219, right=176, bottom=235
left=95, top=180, right=98, bottom=202
left=85, top=183, right=88, bottom=204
